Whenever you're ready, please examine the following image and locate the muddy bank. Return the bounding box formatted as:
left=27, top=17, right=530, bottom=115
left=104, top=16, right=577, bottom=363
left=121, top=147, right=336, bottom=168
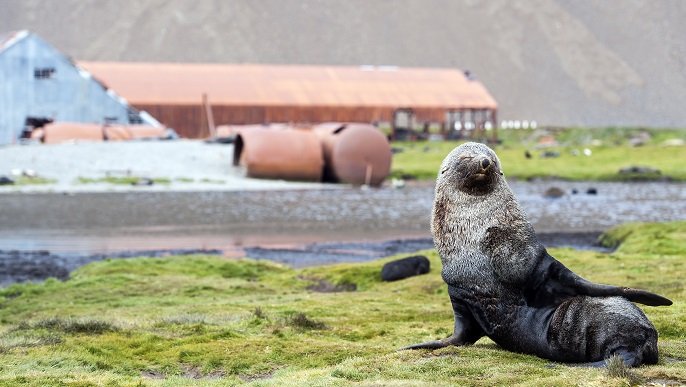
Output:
left=1, top=181, right=684, bottom=287
left=0, top=248, right=222, bottom=288
left=1, top=231, right=606, bottom=287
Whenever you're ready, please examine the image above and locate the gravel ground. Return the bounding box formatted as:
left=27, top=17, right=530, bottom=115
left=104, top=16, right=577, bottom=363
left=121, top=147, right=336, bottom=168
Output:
left=0, top=140, right=334, bottom=193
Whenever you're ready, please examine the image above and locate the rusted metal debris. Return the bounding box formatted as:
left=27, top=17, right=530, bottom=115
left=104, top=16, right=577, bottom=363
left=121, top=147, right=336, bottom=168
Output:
left=232, top=125, right=324, bottom=182
left=313, top=122, right=391, bottom=186
left=31, top=122, right=167, bottom=143
left=232, top=123, right=392, bottom=186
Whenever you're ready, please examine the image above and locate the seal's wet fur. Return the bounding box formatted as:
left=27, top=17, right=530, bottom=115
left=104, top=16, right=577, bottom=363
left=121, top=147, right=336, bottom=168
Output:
left=402, top=142, right=672, bottom=367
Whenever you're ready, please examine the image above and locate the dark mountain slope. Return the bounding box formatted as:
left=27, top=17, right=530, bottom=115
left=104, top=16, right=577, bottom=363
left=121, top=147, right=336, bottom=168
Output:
left=2, top=0, right=685, bottom=127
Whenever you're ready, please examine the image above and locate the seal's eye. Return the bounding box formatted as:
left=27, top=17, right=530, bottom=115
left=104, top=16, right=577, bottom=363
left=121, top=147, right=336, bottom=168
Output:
left=456, top=155, right=473, bottom=168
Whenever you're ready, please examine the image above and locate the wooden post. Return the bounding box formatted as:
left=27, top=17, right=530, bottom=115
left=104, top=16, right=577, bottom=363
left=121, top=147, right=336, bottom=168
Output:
left=202, top=93, right=217, bottom=139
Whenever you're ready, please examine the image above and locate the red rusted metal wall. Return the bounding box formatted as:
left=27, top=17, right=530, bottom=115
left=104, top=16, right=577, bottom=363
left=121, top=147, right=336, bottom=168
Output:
left=80, top=62, right=498, bottom=140
left=134, top=103, right=475, bottom=139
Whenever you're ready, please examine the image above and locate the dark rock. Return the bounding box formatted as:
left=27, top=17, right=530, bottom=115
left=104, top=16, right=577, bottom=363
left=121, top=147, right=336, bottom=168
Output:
left=0, top=176, right=15, bottom=185
left=543, top=187, right=565, bottom=198
left=381, top=255, right=430, bottom=281
left=586, top=188, right=598, bottom=195
left=306, top=279, right=357, bottom=293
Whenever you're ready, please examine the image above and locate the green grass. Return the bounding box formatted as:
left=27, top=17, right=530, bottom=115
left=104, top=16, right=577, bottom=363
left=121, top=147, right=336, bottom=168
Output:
left=9, top=176, right=57, bottom=185
left=76, top=176, right=172, bottom=185
left=0, top=221, right=684, bottom=385
left=391, top=127, right=686, bottom=181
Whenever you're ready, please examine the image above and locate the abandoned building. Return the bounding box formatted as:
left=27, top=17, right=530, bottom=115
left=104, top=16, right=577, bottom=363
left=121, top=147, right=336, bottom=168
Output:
left=0, top=30, right=161, bottom=145
left=1, top=30, right=499, bottom=145
left=80, top=62, right=499, bottom=141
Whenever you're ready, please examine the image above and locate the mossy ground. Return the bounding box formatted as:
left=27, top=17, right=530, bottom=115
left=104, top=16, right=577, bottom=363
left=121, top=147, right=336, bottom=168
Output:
left=390, top=127, right=686, bottom=181
left=1, top=221, right=684, bottom=386
left=76, top=176, right=172, bottom=185
left=7, top=176, right=57, bottom=186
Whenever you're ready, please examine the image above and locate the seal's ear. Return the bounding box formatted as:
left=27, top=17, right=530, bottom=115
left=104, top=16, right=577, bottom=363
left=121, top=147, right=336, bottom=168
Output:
left=440, top=166, right=450, bottom=175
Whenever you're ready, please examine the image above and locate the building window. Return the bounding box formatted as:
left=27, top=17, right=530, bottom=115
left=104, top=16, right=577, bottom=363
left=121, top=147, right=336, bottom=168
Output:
left=34, top=67, right=56, bottom=79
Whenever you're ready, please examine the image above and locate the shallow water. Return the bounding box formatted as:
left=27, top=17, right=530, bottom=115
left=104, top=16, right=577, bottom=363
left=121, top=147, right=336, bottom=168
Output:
left=1, top=181, right=685, bottom=254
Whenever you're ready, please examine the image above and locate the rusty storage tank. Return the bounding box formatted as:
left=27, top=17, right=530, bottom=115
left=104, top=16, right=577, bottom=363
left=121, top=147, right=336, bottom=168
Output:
left=104, top=125, right=166, bottom=141
left=233, top=125, right=324, bottom=182
left=313, top=123, right=392, bottom=186
left=35, top=122, right=104, bottom=143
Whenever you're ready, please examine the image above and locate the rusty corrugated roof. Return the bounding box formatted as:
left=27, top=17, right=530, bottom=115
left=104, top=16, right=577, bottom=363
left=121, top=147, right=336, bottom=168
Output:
left=78, top=62, right=497, bottom=110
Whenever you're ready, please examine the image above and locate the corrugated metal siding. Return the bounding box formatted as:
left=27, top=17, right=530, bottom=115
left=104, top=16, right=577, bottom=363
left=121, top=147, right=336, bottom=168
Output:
left=0, top=31, right=141, bottom=145
left=80, top=62, right=498, bottom=139
left=134, top=104, right=463, bottom=138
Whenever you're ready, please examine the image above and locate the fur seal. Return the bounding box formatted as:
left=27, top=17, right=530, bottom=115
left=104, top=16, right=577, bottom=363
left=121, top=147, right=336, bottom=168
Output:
left=402, top=142, right=672, bottom=367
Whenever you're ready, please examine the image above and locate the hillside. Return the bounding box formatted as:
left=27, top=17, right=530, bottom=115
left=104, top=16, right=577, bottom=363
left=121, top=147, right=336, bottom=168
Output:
left=2, top=0, right=686, bottom=128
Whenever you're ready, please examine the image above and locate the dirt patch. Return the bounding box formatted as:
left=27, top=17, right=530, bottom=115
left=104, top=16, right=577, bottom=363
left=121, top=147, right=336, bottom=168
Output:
left=305, top=278, right=357, bottom=293
left=239, top=371, right=276, bottom=382
left=182, top=365, right=225, bottom=380
left=141, top=370, right=165, bottom=379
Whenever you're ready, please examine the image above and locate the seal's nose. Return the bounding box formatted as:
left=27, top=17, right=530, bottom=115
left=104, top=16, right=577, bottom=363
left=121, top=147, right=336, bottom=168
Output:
left=481, top=158, right=491, bottom=170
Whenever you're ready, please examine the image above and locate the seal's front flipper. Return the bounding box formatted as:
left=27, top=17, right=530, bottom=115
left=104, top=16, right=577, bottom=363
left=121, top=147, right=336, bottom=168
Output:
left=400, top=292, right=485, bottom=351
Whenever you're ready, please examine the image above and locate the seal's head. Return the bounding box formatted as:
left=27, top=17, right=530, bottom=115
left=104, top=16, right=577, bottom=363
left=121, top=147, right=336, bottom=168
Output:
left=438, top=142, right=504, bottom=196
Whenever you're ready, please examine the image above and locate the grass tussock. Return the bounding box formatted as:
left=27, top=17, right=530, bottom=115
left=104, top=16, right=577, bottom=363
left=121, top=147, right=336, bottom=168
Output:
left=0, top=221, right=685, bottom=385
left=605, top=355, right=644, bottom=385
left=286, top=312, right=327, bottom=330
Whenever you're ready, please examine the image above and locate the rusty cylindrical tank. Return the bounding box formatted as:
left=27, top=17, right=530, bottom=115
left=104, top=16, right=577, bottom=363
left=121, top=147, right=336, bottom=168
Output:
left=233, top=126, right=324, bottom=182
left=313, top=123, right=392, bottom=186
left=104, top=125, right=166, bottom=141
left=37, top=122, right=104, bottom=144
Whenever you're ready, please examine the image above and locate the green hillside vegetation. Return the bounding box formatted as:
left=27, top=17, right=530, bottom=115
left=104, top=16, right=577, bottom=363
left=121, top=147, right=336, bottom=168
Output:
left=1, top=221, right=684, bottom=386
left=391, top=127, right=686, bottom=181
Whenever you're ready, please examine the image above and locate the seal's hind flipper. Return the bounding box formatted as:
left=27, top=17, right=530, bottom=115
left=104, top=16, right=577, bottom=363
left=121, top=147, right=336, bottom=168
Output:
left=618, top=288, right=672, bottom=306
left=580, top=282, right=673, bottom=306
left=575, top=350, right=647, bottom=368
left=526, top=251, right=672, bottom=307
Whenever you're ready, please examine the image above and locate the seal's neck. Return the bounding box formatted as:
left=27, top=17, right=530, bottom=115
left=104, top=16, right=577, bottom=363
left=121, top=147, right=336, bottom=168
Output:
left=431, top=180, right=527, bottom=256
